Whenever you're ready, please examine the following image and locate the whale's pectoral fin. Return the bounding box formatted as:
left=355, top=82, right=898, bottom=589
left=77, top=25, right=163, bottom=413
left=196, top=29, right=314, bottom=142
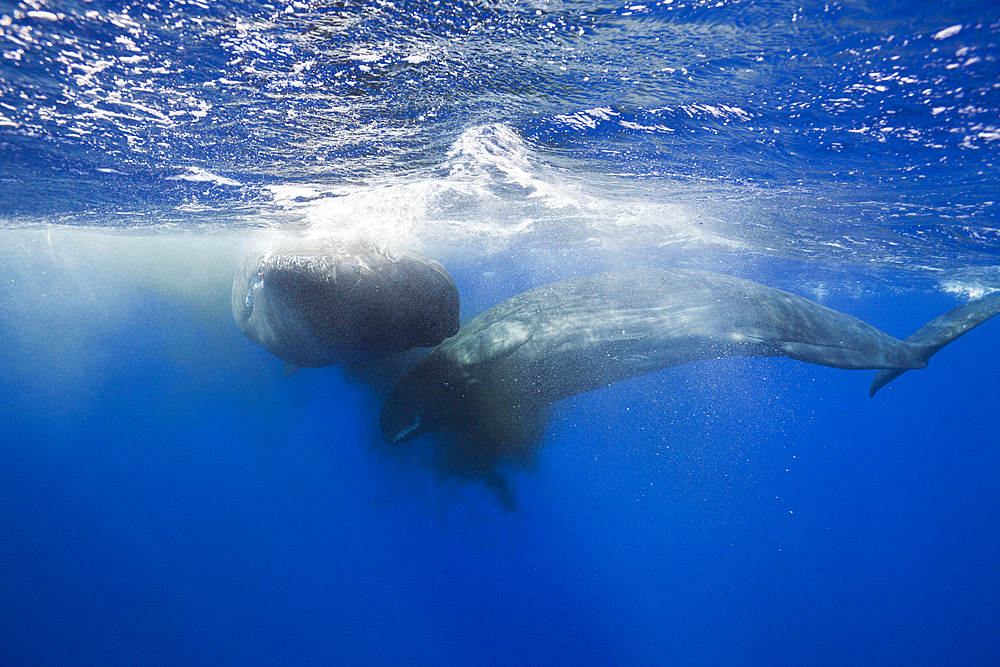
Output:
left=870, top=291, right=1000, bottom=397
left=282, top=362, right=301, bottom=378
left=453, top=320, right=533, bottom=367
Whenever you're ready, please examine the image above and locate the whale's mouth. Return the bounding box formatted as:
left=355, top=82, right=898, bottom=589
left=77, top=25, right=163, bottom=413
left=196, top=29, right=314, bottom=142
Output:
left=243, top=270, right=263, bottom=320
left=392, top=412, right=423, bottom=445
left=381, top=401, right=439, bottom=445
left=243, top=284, right=255, bottom=317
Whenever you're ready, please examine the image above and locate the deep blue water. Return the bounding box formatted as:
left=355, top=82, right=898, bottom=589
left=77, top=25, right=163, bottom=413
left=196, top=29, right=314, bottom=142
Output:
left=1, top=1, right=999, bottom=666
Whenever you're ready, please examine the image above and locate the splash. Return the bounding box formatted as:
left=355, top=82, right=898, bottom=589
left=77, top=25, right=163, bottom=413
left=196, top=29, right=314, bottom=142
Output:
left=252, top=123, right=724, bottom=261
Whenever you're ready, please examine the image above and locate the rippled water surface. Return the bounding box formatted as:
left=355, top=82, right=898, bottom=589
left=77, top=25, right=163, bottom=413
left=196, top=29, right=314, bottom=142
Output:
left=2, top=0, right=998, bottom=274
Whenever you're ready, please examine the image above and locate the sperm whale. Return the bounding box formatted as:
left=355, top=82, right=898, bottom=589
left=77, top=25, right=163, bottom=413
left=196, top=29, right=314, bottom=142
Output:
left=232, top=239, right=459, bottom=372
left=381, top=268, right=1000, bottom=455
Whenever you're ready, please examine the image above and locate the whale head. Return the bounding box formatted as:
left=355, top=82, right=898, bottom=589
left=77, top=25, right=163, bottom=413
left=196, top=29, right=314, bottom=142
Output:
left=380, top=343, right=550, bottom=481
left=232, top=240, right=459, bottom=367
left=379, top=351, right=466, bottom=445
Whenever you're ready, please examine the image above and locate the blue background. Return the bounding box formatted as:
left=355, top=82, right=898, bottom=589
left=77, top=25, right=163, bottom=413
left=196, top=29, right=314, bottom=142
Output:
left=1, top=1, right=998, bottom=665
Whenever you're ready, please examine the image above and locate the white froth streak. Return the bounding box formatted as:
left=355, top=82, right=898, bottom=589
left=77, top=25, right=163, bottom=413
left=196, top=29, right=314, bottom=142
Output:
left=932, top=24, right=962, bottom=40
left=167, top=167, right=242, bottom=187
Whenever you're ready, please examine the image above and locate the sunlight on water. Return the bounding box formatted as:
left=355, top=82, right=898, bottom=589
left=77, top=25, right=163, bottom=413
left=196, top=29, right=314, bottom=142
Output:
left=258, top=123, right=724, bottom=258
left=1, top=0, right=996, bottom=282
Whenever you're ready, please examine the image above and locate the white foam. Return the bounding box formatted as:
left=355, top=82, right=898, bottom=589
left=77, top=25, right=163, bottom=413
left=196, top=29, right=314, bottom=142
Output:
left=932, top=24, right=962, bottom=40
left=250, top=124, right=734, bottom=262
left=26, top=11, right=63, bottom=21
left=940, top=281, right=992, bottom=301
left=167, top=167, right=242, bottom=187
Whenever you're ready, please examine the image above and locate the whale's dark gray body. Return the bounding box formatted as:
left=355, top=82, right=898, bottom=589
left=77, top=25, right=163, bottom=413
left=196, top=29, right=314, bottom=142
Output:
left=381, top=269, right=1000, bottom=456
left=232, top=240, right=460, bottom=368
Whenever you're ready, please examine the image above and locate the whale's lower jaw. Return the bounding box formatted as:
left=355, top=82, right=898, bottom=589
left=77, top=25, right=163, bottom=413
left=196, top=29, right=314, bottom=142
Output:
left=392, top=414, right=423, bottom=445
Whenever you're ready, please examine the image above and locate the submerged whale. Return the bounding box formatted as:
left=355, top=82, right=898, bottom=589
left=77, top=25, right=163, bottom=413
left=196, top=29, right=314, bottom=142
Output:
left=232, top=240, right=460, bottom=370
left=381, top=269, right=1000, bottom=458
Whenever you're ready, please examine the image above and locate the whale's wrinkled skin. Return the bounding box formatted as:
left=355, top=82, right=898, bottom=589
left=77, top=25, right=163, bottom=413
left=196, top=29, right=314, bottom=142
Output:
left=232, top=240, right=460, bottom=368
left=380, top=269, right=1000, bottom=492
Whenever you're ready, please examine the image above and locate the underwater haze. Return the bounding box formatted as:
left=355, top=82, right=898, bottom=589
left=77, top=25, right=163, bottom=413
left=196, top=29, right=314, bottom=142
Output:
left=1, top=1, right=999, bottom=665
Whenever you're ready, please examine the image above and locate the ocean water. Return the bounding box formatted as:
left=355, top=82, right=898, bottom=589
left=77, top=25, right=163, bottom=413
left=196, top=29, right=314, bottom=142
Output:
left=1, top=1, right=998, bottom=665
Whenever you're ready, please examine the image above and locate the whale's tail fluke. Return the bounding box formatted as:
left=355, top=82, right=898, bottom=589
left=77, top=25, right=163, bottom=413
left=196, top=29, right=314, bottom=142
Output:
left=870, top=291, right=1000, bottom=397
